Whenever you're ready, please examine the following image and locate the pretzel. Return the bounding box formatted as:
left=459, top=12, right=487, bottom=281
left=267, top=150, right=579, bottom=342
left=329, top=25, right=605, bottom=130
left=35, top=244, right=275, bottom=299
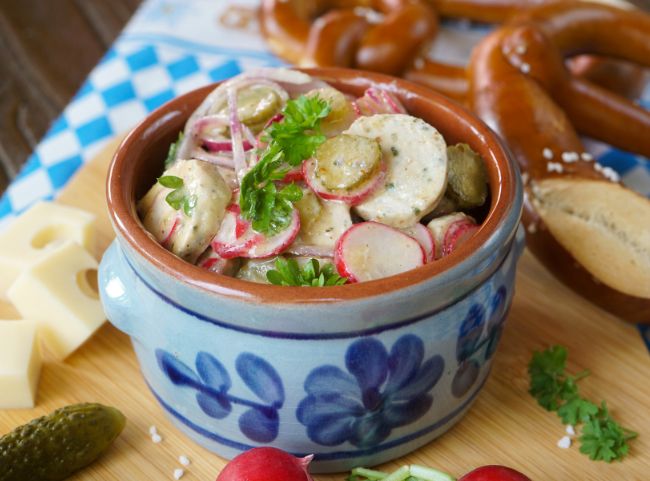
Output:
left=260, top=0, right=438, bottom=76
left=261, top=0, right=647, bottom=105
left=259, top=0, right=567, bottom=79
left=406, top=1, right=649, bottom=103
left=467, top=2, right=650, bottom=323
left=568, top=56, right=650, bottom=101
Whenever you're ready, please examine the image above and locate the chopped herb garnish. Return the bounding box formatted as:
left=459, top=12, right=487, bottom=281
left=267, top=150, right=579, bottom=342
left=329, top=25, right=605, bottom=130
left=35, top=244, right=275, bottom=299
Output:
left=157, top=175, right=196, bottom=217
left=266, top=257, right=347, bottom=287
left=528, top=345, right=637, bottom=462
left=239, top=95, right=330, bottom=235
left=165, top=132, right=184, bottom=168
left=158, top=175, right=184, bottom=189
left=580, top=402, right=638, bottom=462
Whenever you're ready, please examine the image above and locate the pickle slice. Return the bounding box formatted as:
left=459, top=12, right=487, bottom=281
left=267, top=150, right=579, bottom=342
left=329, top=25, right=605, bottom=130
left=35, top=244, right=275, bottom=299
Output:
left=446, top=143, right=488, bottom=209
left=0, top=403, right=126, bottom=481
left=314, top=134, right=381, bottom=191
left=306, top=87, right=355, bottom=135
left=211, top=85, right=282, bottom=132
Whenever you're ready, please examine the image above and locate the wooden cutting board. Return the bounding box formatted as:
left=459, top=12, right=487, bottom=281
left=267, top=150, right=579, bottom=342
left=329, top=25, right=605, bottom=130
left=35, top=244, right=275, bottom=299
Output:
left=1, top=138, right=648, bottom=481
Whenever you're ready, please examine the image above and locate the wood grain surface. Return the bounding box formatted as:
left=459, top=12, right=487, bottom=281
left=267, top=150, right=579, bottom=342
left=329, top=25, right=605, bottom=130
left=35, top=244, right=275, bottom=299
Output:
left=0, top=138, right=648, bottom=480
left=0, top=0, right=141, bottom=193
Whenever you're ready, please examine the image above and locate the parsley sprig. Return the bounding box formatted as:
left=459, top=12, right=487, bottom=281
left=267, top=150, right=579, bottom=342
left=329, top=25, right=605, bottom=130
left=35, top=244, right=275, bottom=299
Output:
left=158, top=175, right=197, bottom=217
left=164, top=132, right=184, bottom=168
left=239, top=95, right=331, bottom=235
left=528, top=345, right=637, bottom=462
left=266, top=257, right=347, bottom=287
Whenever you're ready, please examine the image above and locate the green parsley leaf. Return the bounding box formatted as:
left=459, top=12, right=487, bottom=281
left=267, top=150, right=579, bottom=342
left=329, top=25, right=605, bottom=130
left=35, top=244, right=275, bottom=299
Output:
left=266, top=257, right=347, bottom=287
left=529, top=345, right=576, bottom=411
left=183, top=194, right=198, bottom=217
left=159, top=175, right=195, bottom=217
left=528, top=345, right=589, bottom=411
left=557, top=397, right=599, bottom=426
left=239, top=95, right=330, bottom=235
left=165, top=188, right=186, bottom=211
left=158, top=175, right=184, bottom=189
left=579, top=402, right=638, bottom=462
left=165, top=132, right=184, bottom=168
left=528, top=346, right=637, bottom=462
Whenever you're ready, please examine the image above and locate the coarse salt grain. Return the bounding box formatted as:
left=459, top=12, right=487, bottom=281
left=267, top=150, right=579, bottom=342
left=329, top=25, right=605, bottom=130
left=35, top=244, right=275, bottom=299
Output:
left=174, top=468, right=185, bottom=480
left=566, top=425, right=576, bottom=436
left=527, top=223, right=537, bottom=234
left=594, top=163, right=620, bottom=182
left=152, top=433, right=163, bottom=444
left=561, top=151, right=580, bottom=163
left=515, top=44, right=527, bottom=54
left=520, top=62, right=531, bottom=74
left=179, top=455, right=191, bottom=466
left=557, top=436, right=572, bottom=449
left=149, top=425, right=158, bottom=436
left=542, top=148, right=553, bottom=160
left=580, top=152, right=594, bottom=162
left=547, top=162, right=564, bottom=173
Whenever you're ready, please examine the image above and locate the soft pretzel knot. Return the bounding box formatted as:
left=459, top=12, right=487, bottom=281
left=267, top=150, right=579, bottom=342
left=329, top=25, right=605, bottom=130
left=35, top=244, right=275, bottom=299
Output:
left=260, top=0, right=439, bottom=75
left=468, top=1, right=650, bottom=323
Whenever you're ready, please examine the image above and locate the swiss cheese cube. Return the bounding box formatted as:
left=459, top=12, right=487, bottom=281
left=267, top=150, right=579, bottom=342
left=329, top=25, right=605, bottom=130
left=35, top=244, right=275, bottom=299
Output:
left=0, top=201, right=95, bottom=299
left=7, top=241, right=105, bottom=359
left=0, top=320, right=42, bottom=409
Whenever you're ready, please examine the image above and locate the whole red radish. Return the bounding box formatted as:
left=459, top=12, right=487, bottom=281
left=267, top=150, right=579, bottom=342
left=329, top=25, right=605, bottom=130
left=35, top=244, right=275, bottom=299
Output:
left=459, top=465, right=532, bottom=481
left=216, top=447, right=314, bottom=481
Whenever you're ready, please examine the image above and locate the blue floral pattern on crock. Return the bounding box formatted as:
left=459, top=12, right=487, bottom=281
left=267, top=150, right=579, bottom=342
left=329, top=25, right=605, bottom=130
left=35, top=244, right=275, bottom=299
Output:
left=451, top=286, right=508, bottom=398
left=296, top=334, right=444, bottom=448
left=156, top=349, right=284, bottom=442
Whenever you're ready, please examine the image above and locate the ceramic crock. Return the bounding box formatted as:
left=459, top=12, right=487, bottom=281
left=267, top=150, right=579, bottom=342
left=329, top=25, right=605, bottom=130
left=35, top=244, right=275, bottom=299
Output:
left=98, top=68, right=524, bottom=473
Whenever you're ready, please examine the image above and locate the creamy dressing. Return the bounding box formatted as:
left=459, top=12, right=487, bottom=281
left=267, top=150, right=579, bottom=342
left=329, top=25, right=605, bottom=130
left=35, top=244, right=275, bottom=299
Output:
left=139, top=70, right=486, bottom=284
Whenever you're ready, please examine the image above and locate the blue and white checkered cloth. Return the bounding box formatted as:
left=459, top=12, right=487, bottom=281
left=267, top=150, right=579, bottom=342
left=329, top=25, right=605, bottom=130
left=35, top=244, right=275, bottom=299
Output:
left=0, top=0, right=648, bottom=348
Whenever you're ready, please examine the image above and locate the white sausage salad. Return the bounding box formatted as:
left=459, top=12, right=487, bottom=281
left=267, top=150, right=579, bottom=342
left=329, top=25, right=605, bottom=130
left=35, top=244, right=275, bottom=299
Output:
left=138, top=69, right=489, bottom=286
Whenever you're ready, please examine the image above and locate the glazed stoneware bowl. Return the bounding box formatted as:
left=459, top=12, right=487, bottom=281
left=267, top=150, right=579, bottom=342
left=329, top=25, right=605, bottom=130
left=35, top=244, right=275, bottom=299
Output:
left=99, top=68, right=524, bottom=473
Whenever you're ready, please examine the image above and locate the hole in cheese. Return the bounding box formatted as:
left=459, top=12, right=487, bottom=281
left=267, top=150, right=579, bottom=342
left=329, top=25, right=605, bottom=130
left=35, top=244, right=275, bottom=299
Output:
left=76, top=268, right=99, bottom=300
left=31, top=225, right=76, bottom=249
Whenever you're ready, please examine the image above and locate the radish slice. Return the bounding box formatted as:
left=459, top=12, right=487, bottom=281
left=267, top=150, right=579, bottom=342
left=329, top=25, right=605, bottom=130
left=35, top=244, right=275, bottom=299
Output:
left=303, top=158, right=386, bottom=206
left=355, top=87, right=407, bottom=116
left=212, top=206, right=301, bottom=259
left=426, top=213, right=477, bottom=259
left=281, top=166, right=304, bottom=183
left=334, top=222, right=425, bottom=283
left=197, top=248, right=241, bottom=275
left=246, top=209, right=301, bottom=258
left=401, top=223, right=435, bottom=263
left=443, top=220, right=479, bottom=257
left=212, top=208, right=263, bottom=259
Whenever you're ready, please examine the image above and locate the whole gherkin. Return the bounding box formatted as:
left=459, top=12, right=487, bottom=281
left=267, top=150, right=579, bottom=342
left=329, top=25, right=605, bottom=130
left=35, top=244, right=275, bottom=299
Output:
left=0, top=403, right=126, bottom=481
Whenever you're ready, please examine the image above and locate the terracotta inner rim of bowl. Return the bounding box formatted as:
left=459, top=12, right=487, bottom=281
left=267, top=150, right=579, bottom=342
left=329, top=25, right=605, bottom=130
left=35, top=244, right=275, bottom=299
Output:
left=107, top=67, right=518, bottom=304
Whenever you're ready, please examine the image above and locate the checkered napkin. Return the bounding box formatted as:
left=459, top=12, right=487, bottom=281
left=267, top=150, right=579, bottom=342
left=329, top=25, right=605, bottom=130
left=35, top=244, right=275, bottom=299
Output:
left=0, top=0, right=648, bottom=346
